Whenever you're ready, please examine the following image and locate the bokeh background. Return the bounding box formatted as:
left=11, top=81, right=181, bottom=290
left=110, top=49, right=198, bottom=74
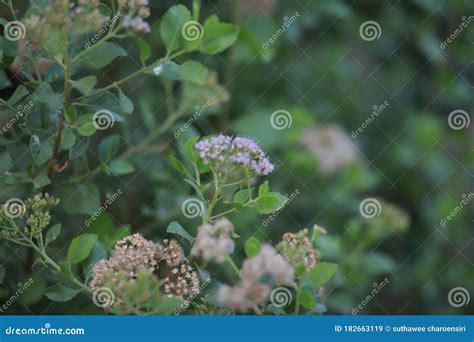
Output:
left=0, top=0, right=473, bottom=315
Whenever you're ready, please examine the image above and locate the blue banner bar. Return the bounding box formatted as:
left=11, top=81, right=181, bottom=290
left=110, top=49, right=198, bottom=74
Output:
left=0, top=316, right=472, bottom=341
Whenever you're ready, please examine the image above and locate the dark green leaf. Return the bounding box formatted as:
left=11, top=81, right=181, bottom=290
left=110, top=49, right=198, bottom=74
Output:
left=118, top=89, right=134, bottom=114
left=79, top=42, right=127, bottom=69
left=167, top=221, right=195, bottom=243
left=45, top=224, right=61, bottom=247
left=99, top=134, right=120, bottom=160
left=60, top=128, right=76, bottom=151
left=45, top=284, right=80, bottom=302
left=70, top=76, right=97, bottom=95
left=137, top=37, right=151, bottom=64
left=67, top=233, right=98, bottom=264
left=108, top=159, right=135, bottom=175
left=7, top=85, right=29, bottom=105
left=159, top=61, right=207, bottom=85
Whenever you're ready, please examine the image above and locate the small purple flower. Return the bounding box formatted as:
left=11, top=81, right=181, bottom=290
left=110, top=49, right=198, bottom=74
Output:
left=194, top=134, right=274, bottom=176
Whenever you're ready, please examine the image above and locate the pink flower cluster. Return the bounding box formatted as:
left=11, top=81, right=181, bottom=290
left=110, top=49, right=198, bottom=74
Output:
left=191, top=218, right=235, bottom=263
left=194, top=134, right=275, bottom=176
left=217, top=244, right=294, bottom=312
left=120, top=0, right=151, bottom=33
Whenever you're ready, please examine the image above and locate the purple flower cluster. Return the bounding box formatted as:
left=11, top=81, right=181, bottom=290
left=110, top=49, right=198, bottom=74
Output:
left=195, top=135, right=274, bottom=176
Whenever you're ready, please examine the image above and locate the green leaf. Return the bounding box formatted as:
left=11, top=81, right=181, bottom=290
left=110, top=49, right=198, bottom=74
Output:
left=169, top=155, right=188, bottom=175
left=7, top=85, right=29, bottom=105
left=159, top=61, right=207, bottom=85
left=64, top=103, right=77, bottom=124
left=33, top=174, right=51, bottom=189
left=60, top=261, right=74, bottom=279
left=70, top=76, right=97, bottom=96
left=34, top=83, right=62, bottom=111
left=67, top=233, right=98, bottom=264
left=167, top=221, right=195, bottom=244
left=29, top=135, right=53, bottom=167
left=77, top=122, right=96, bottom=136
left=99, top=134, right=120, bottom=160
left=244, top=237, right=261, bottom=257
left=0, top=153, right=13, bottom=174
left=76, top=91, right=123, bottom=115
left=137, top=37, right=151, bottom=64
left=60, top=128, right=76, bottom=151
left=45, top=284, right=80, bottom=302
left=118, top=89, right=134, bottom=114
left=160, top=4, right=192, bottom=52
left=79, top=42, right=127, bottom=69
left=0, top=69, right=11, bottom=89
left=234, top=189, right=251, bottom=204
left=200, top=15, right=240, bottom=55
left=307, top=262, right=337, bottom=286
left=183, top=135, right=199, bottom=161
left=108, top=159, right=135, bottom=175
left=45, top=224, right=61, bottom=247
left=298, top=289, right=316, bottom=309
left=258, top=181, right=270, bottom=197
left=256, top=192, right=287, bottom=214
